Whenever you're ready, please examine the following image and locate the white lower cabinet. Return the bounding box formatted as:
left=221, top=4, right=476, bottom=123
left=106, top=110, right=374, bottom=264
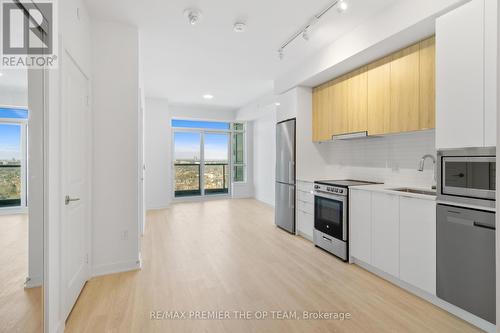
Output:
left=349, top=189, right=372, bottom=263
left=399, top=197, right=436, bottom=295
left=371, top=192, right=400, bottom=278
left=350, top=189, right=436, bottom=295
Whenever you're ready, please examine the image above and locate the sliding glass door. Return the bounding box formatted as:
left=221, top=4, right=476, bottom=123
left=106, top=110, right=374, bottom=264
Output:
left=173, top=130, right=230, bottom=198
left=204, top=133, right=230, bottom=195
left=174, top=132, right=202, bottom=197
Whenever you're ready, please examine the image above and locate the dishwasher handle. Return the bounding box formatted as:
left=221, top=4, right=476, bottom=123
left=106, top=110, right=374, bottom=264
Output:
left=473, top=221, right=496, bottom=230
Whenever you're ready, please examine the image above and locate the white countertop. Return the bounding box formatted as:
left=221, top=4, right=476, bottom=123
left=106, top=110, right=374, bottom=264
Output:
left=351, top=184, right=437, bottom=201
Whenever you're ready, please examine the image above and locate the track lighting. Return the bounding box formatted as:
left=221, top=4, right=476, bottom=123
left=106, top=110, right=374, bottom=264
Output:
left=277, top=0, right=349, bottom=61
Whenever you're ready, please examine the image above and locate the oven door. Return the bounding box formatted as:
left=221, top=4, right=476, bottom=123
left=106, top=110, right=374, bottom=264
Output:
left=314, top=192, right=347, bottom=241
left=442, top=156, right=496, bottom=201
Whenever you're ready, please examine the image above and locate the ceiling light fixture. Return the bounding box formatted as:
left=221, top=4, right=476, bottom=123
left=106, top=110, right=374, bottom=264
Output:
left=233, top=22, right=246, bottom=33
left=337, top=0, right=348, bottom=13
left=0, top=73, right=3, bottom=77
left=277, top=0, right=348, bottom=60
left=275, top=102, right=281, bottom=106
left=184, top=8, right=202, bottom=25
left=203, top=94, right=214, bottom=100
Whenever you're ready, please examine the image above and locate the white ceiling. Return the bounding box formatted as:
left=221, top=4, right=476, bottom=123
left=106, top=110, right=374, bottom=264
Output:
left=84, top=0, right=402, bottom=110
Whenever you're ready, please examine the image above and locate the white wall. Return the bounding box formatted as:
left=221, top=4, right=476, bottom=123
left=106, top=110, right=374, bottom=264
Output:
left=0, top=87, right=27, bottom=107
left=144, top=98, right=171, bottom=210
left=237, top=95, right=277, bottom=206
left=90, top=20, right=141, bottom=277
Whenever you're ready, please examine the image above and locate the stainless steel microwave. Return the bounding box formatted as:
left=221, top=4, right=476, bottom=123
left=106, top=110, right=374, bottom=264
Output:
left=437, top=147, right=496, bottom=208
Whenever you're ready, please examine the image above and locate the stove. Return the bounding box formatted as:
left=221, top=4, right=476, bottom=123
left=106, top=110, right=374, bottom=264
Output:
left=313, top=179, right=381, bottom=261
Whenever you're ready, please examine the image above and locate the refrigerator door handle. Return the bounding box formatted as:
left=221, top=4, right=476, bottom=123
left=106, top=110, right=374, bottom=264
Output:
left=289, top=187, right=295, bottom=209
left=288, top=161, right=294, bottom=184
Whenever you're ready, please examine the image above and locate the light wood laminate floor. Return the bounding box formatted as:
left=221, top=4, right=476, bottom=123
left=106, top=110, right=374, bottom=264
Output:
left=0, top=214, right=42, bottom=333
left=65, top=199, right=481, bottom=332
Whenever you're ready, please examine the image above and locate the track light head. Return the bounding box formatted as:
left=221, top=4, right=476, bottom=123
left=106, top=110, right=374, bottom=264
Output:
left=302, top=29, right=310, bottom=41
left=278, top=49, right=284, bottom=60
left=337, top=0, right=348, bottom=13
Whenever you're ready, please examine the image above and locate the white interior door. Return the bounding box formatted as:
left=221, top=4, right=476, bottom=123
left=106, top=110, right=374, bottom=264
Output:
left=61, top=53, right=91, bottom=319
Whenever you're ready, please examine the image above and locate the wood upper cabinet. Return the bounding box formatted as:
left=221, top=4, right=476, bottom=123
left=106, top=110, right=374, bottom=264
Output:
left=347, top=67, right=368, bottom=133
left=419, top=37, right=436, bottom=130
left=312, top=36, right=436, bottom=142
left=389, top=43, right=420, bottom=133
left=312, top=82, right=333, bottom=142
left=367, top=56, right=391, bottom=135
left=331, top=75, right=349, bottom=136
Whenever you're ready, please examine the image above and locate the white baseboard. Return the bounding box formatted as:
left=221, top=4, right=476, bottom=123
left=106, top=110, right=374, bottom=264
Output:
left=92, top=258, right=142, bottom=278
left=146, top=204, right=170, bottom=211
left=297, top=230, right=313, bottom=242
left=351, top=258, right=496, bottom=333
left=24, top=275, right=42, bottom=288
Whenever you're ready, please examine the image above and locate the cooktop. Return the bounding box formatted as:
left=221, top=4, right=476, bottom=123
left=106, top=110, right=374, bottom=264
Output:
left=314, top=179, right=382, bottom=188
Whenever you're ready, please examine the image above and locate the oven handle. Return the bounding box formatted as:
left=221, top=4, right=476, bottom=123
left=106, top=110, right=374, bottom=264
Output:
left=314, top=191, right=346, bottom=201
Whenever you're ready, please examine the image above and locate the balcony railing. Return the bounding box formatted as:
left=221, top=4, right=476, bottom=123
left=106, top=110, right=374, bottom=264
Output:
left=0, top=165, right=22, bottom=207
left=174, top=163, right=229, bottom=197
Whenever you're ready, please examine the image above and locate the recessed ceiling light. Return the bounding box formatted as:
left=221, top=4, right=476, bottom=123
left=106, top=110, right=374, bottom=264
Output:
left=275, top=102, right=281, bottom=106
left=203, top=94, right=214, bottom=100
left=0, top=73, right=3, bottom=77
left=337, top=0, right=348, bottom=13
left=233, top=22, right=246, bottom=33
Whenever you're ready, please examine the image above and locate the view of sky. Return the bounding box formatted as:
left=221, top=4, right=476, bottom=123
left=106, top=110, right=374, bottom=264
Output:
left=0, top=109, right=28, bottom=161
left=172, top=120, right=230, bottom=162
left=0, top=124, right=21, bottom=160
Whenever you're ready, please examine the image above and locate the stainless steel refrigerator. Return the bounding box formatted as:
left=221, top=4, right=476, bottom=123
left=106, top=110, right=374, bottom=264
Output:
left=275, top=118, right=296, bottom=234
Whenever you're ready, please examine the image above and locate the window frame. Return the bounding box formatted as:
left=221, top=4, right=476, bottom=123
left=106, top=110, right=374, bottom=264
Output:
left=231, top=122, right=246, bottom=183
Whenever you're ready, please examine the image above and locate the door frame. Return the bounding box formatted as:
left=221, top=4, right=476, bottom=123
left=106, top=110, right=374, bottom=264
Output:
left=171, top=128, right=233, bottom=201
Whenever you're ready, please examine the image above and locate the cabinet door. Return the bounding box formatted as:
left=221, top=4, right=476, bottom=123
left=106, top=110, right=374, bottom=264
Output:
left=347, top=67, right=368, bottom=133
left=331, top=76, right=349, bottom=136
left=484, top=0, right=497, bottom=147
left=371, top=192, right=399, bottom=277
left=367, top=56, right=391, bottom=135
left=400, top=197, right=436, bottom=295
left=390, top=43, right=420, bottom=133
left=349, top=189, right=372, bottom=263
left=436, top=0, right=484, bottom=149
left=419, top=37, right=436, bottom=130
left=312, top=83, right=332, bottom=142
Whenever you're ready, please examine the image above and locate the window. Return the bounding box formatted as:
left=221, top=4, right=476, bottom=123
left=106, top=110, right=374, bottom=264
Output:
left=232, top=123, right=245, bottom=183
left=0, top=108, right=28, bottom=208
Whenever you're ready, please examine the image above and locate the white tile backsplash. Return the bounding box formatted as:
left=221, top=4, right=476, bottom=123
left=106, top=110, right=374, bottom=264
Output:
left=316, top=130, right=436, bottom=187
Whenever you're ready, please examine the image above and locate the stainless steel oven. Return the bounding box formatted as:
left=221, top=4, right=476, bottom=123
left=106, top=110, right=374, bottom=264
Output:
left=313, top=184, right=348, bottom=261
left=437, top=147, right=496, bottom=208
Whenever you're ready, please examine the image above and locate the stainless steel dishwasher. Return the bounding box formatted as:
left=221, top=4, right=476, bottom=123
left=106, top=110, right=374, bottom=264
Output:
left=436, top=204, right=496, bottom=324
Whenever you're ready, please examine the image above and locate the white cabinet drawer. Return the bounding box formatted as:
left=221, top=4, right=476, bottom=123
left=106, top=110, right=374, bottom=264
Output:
left=297, top=200, right=314, bottom=215
left=297, top=189, right=314, bottom=204
left=297, top=209, right=314, bottom=241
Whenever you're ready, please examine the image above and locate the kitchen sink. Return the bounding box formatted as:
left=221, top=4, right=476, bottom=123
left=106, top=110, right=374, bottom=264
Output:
left=389, top=188, right=436, bottom=196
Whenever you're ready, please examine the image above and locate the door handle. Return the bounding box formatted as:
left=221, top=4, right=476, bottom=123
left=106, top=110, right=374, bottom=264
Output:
left=65, top=195, right=81, bottom=205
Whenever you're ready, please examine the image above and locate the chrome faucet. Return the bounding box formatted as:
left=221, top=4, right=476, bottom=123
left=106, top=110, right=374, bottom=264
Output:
left=418, top=154, right=437, bottom=189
